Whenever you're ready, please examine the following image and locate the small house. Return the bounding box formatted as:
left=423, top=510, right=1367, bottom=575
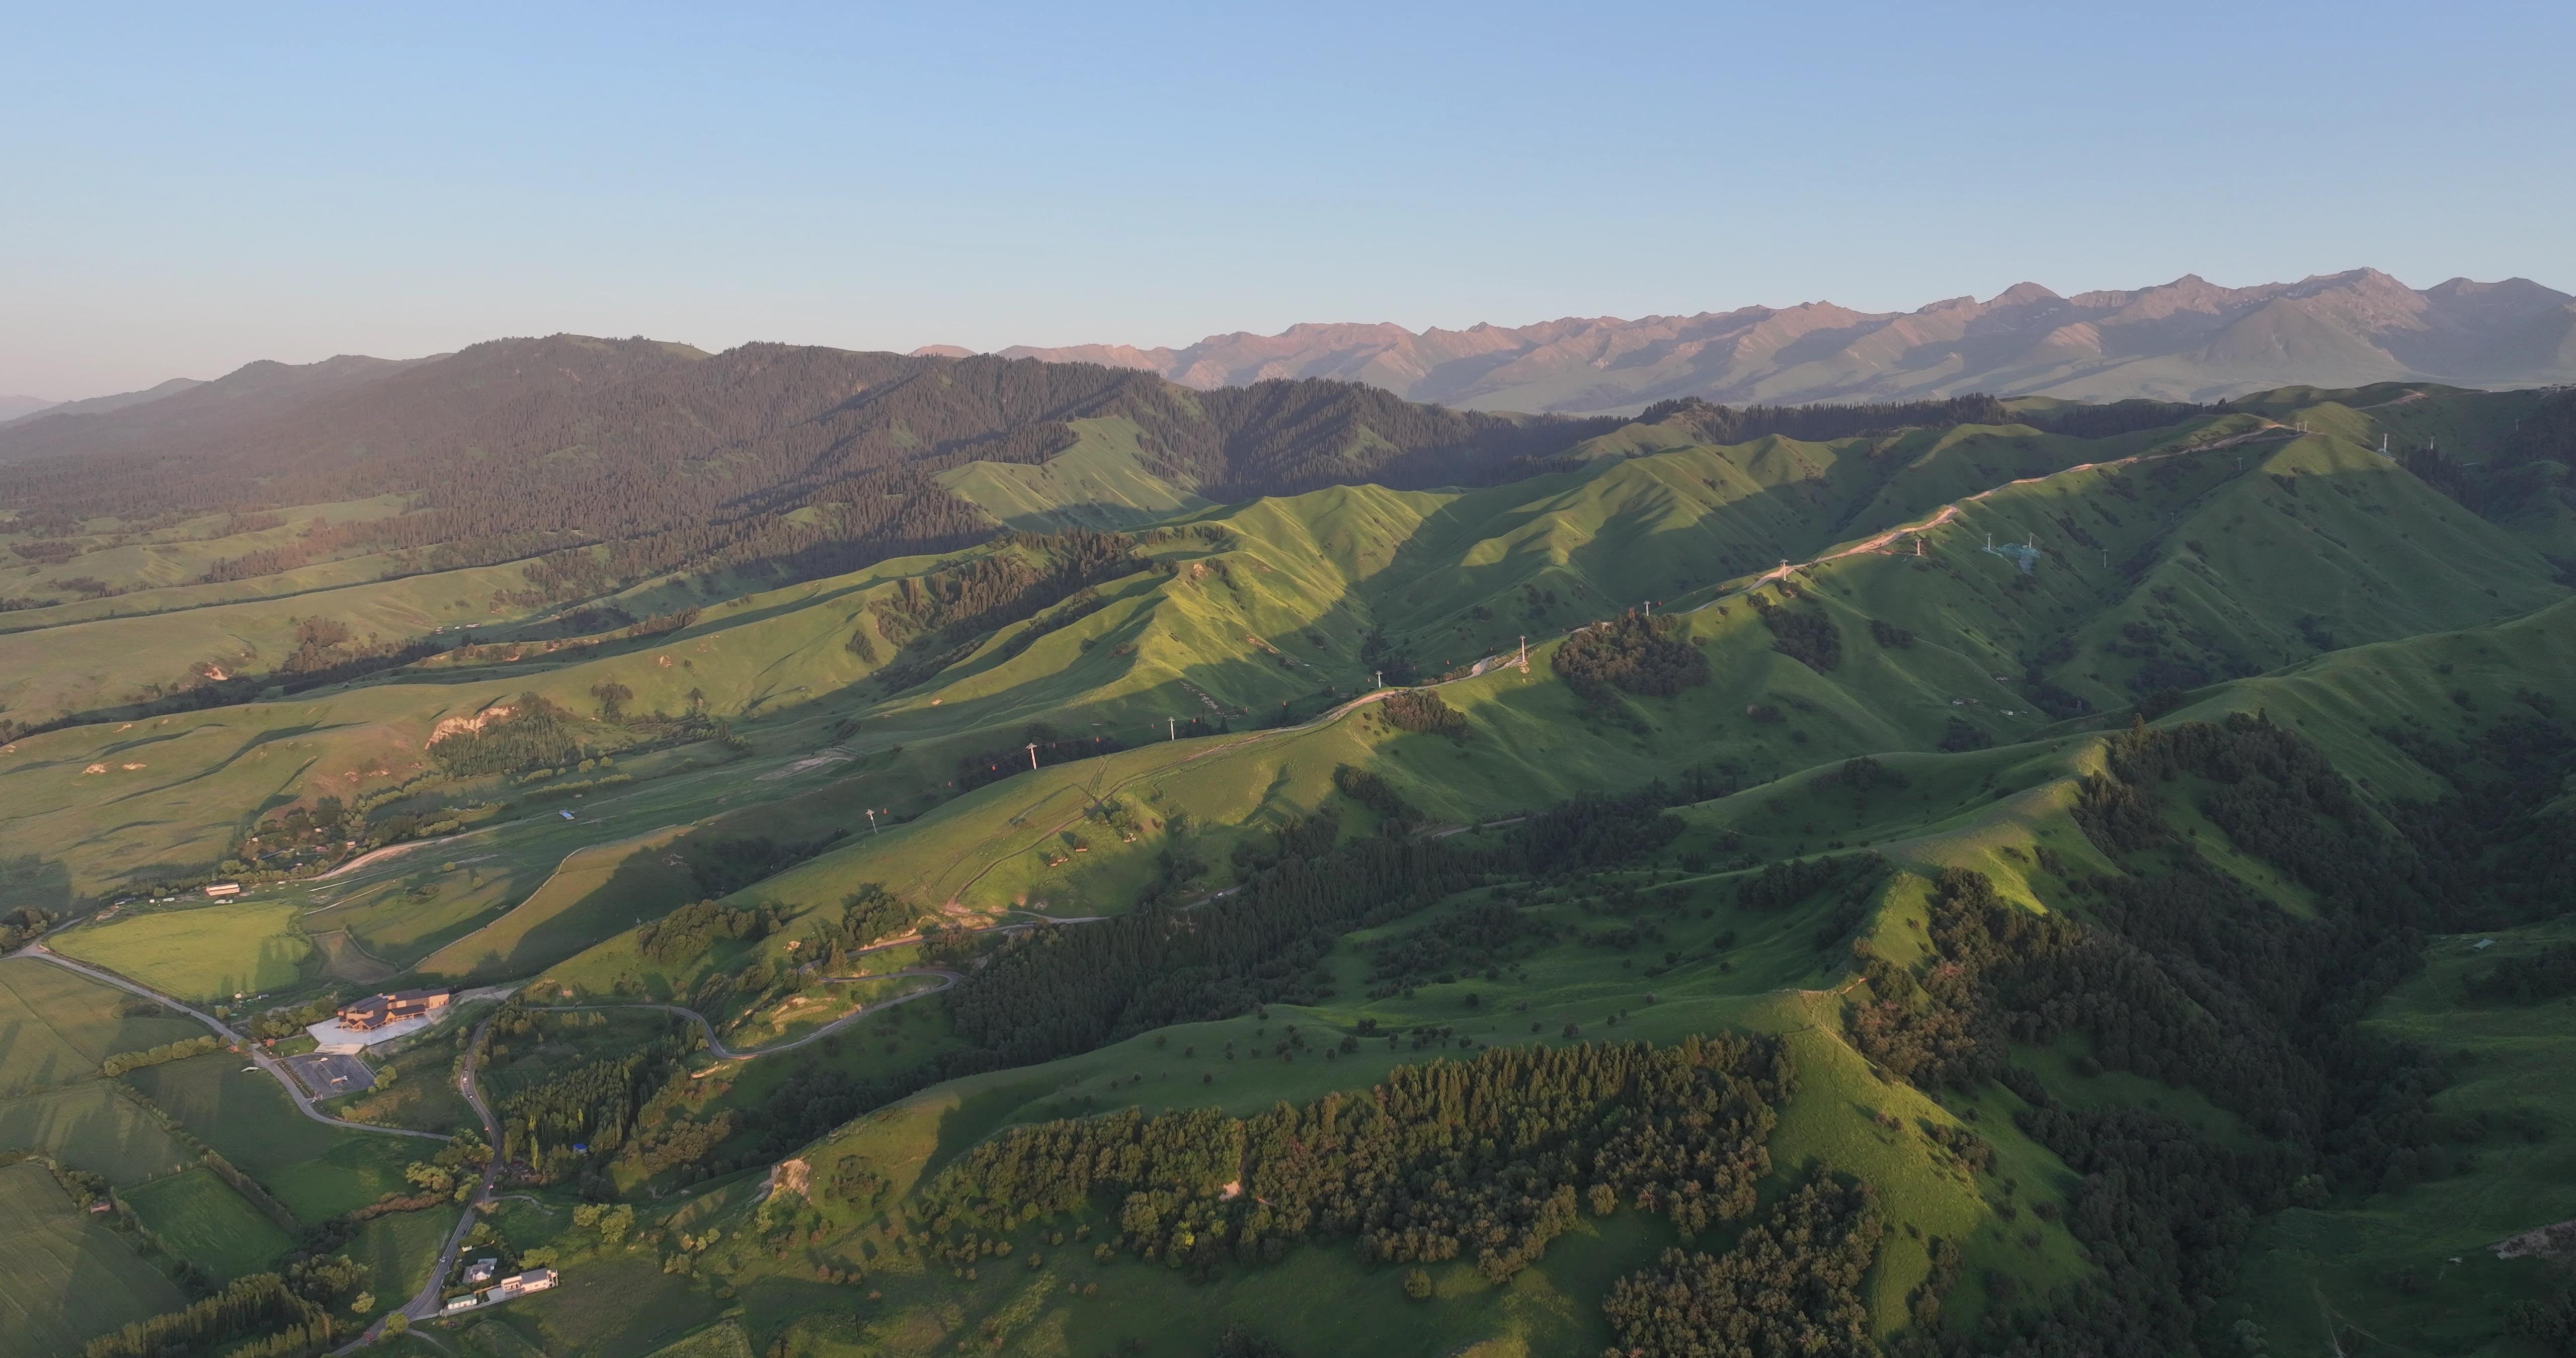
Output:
left=464, top=1258, right=498, bottom=1285
left=204, top=883, right=243, bottom=899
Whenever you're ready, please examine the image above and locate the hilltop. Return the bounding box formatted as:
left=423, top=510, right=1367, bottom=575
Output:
left=987, top=270, right=2576, bottom=412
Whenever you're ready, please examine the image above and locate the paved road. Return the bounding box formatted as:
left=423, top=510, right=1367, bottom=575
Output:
left=395, top=1014, right=502, bottom=1326
left=551, top=967, right=959, bottom=1061
left=14, top=944, right=448, bottom=1141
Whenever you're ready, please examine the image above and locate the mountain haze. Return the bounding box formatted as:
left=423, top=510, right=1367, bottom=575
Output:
left=986, top=269, right=2576, bottom=413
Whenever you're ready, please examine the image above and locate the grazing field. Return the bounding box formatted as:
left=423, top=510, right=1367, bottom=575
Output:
left=0, top=955, right=205, bottom=1095
left=50, top=899, right=313, bottom=1001
left=120, top=1166, right=294, bottom=1281
left=506, top=1253, right=726, bottom=1356
left=0, top=1081, right=196, bottom=1183
left=119, top=1052, right=419, bottom=1221
left=0, top=1160, right=186, bottom=1356
left=348, top=1203, right=463, bottom=1324
left=640, top=1320, right=754, bottom=1358
left=414, top=825, right=702, bottom=982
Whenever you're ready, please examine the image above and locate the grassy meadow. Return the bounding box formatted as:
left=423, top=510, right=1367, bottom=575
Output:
left=118, top=1053, right=420, bottom=1222
left=0, top=1161, right=187, bottom=1357
left=119, top=1165, right=295, bottom=1281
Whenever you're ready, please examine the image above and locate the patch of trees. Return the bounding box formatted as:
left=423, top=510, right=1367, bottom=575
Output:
left=941, top=828, right=1491, bottom=1072
left=955, top=722, right=1130, bottom=793
left=636, top=899, right=776, bottom=964
left=79, top=1268, right=353, bottom=1358
left=102, top=1035, right=220, bottom=1075
left=871, top=531, right=1143, bottom=693
left=915, top=1036, right=1786, bottom=1283
left=1360, top=629, right=1420, bottom=687
left=1870, top=618, right=1915, bottom=648
left=1634, top=393, right=2013, bottom=445
left=2015, top=398, right=2221, bottom=440
left=427, top=694, right=590, bottom=778
left=2378, top=709, right=2576, bottom=929
left=250, top=994, right=348, bottom=1041
left=774, top=885, right=925, bottom=975
left=990, top=587, right=1109, bottom=664
left=1749, top=592, right=1840, bottom=672
left=686, top=832, right=847, bottom=899
left=2464, top=943, right=2576, bottom=1005
left=1379, top=688, right=1466, bottom=737
left=1366, top=899, right=1560, bottom=993
left=1938, top=717, right=1993, bottom=752
left=942, top=787, right=1693, bottom=1075
left=1553, top=612, right=1710, bottom=703
left=0, top=907, right=55, bottom=950
left=1737, top=853, right=1885, bottom=913
left=483, top=1001, right=702, bottom=1174
left=1331, top=763, right=1420, bottom=832
left=1599, top=1170, right=1882, bottom=1358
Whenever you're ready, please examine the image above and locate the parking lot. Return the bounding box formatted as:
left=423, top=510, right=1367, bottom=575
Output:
left=283, top=1051, right=375, bottom=1097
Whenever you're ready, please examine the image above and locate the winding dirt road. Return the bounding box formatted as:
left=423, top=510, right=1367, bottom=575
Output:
left=548, top=967, right=959, bottom=1061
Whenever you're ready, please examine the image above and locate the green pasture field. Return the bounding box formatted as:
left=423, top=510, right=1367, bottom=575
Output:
left=0, top=1160, right=186, bottom=1357
left=118, top=1052, right=419, bottom=1222
left=459, top=1317, right=552, bottom=1357
left=0, top=955, right=205, bottom=1095
left=120, top=1165, right=294, bottom=1281
left=0, top=537, right=557, bottom=731
left=500, top=1252, right=727, bottom=1357
left=51, top=899, right=313, bottom=1002
left=349, top=1203, right=464, bottom=1325
left=0, top=1081, right=197, bottom=1184
left=640, top=1320, right=754, bottom=1358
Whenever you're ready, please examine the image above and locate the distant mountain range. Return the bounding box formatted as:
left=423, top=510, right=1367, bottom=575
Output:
left=0, top=378, right=208, bottom=427
left=964, top=269, right=2576, bottom=413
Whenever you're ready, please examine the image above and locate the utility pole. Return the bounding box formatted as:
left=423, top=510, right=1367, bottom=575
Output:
left=1025, top=742, right=1039, bottom=771
left=865, top=808, right=880, bottom=836
left=1168, top=717, right=1176, bottom=741
left=1374, top=669, right=1383, bottom=690
left=1518, top=635, right=1528, bottom=671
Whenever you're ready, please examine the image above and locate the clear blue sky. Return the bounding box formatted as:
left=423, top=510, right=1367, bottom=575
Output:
left=7, top=0, right=2570, bottom=399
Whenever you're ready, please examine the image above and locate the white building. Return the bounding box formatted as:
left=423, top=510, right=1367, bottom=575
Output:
left=496, top=1268, right=557, bottom=1298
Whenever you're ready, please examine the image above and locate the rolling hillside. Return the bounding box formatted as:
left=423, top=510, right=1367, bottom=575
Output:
left=5, top=377, right=2575, bottom=1356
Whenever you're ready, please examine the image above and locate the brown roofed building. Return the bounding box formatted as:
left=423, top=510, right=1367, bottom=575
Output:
left=336, top=987, right=453, bottom=1032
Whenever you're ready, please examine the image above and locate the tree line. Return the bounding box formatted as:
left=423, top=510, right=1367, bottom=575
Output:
left=910, top=1035, right=1787, bottom=1284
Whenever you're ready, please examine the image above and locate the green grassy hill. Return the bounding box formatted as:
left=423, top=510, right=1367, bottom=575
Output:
left=7, top=382, right=2576, bottom=1356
